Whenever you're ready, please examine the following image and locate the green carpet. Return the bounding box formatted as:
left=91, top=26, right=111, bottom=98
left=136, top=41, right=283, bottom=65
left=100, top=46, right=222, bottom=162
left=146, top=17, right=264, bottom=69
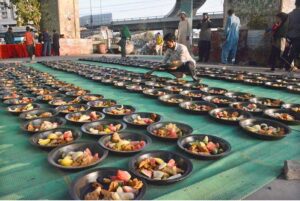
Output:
left=0, top=62, right=300, bottom=200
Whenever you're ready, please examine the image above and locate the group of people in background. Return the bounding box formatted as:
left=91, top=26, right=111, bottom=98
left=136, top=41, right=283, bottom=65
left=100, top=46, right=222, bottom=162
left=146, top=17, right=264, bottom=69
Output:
left=3, top=26, right=60, bottom=61
left=267, top=0, right=300, bottom=72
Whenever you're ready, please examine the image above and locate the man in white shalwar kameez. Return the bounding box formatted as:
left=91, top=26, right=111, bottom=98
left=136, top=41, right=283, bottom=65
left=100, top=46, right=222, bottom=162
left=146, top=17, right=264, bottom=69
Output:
left=177, top=11, right=191, bottom=50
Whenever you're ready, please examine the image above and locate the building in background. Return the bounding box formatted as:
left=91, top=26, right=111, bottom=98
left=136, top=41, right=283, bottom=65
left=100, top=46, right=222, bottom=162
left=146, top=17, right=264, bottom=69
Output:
left=0, top=0, right=17, bottom=28
left=80, top=13, right=112, bottom=27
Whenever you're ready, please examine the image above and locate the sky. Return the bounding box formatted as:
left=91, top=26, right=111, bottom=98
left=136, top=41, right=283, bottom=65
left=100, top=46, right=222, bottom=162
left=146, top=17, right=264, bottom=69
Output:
left=79, top=0, right=224, bottom=19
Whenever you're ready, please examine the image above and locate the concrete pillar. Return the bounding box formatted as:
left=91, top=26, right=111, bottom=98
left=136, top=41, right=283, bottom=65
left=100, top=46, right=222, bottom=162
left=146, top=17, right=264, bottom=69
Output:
left=40, top=0, right=80, bottom=39
left=224, top=0, right=296, bottom=28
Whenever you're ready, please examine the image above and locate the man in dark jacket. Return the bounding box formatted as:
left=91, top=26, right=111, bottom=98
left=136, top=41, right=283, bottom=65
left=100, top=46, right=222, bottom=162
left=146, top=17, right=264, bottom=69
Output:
left=286, top=0, right=300, bottom=71
left=4, top=27, right=15, bottom=44
left=42, top=29, right=51, bottom=56
left=52, top=30, right=60, bottom=56
left=197, top=13, right=212, bottom=62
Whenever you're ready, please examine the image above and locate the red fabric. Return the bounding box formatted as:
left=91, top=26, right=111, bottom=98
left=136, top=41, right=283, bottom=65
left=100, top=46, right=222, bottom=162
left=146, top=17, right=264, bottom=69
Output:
left=0, top=44, right=43, bottom=59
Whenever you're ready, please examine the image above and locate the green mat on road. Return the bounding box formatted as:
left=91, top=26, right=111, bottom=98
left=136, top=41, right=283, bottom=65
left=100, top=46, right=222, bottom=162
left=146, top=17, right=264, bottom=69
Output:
left=0, top=62, right=300, bottom=200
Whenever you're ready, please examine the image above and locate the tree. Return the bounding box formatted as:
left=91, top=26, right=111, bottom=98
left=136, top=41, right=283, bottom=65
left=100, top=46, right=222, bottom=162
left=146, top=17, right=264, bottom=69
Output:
left=11, top=0, right=41, bottom=29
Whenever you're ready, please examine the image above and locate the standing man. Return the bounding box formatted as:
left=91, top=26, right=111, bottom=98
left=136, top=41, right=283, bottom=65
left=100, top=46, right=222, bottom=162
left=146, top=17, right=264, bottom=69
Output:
left=197, top=13, right=212, bottom=62
left=285, top=0, right=300, bottom=71
left=4, top=27, right=15, bottom=44
left=119, top=26, right=131, bottom=58
left=52, top=30, right=60, bottom=56
left=23, top=26, right=35, bottom=62
left=155, top=32, right=164, bottom=55
left=42, top=29, right=51, bottom=56
left=177, top=11, right=191, bottom=50
left=221, top=9, right=240, bottom=65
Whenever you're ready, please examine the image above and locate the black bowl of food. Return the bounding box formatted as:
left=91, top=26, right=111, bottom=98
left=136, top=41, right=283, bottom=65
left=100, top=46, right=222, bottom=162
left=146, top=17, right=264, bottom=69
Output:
left=48, top=141, right=108, bottom=170
left=0, top=93, right=23, bottom=100
left=282, top=103, right=300, bottom=114
left=128, top=150, right=193, bottom=185
left=65, top=110, right=105, bottom=125
left=147, top=121, right=193, bottom=141
left=29, top=128, right=82, bottom=149
left=66, top=90, right=90, bottom=97
left=264, top=109, right=300, bottom=125
left=183, top=82, right=208, bottom=90
left=209, top=108, right=252, bottom=125
left=225, top=92, right=255, bottom=102
left=7, top=103, right=40, bottom=115
left=21, top=117, right=66, bottom=134
left=229, top=102, right=266, bottom=115
left=81, top=120, right=127, bottom=137
left=179, top=101, right=217, bottom=114
left=145, top=81, right=166, bottom=88
left=287, top=85, right=300, bottom=94
left=81, top=94, right=104, bottom=102
left=180, top=90, right=209, bottom=100
left=69, top=167, right=147, bottom=200
left=114, top=80, right=131, bottom=88
left=142, top=88, right=170, bottom=98
left=203, top=95, right=236, bottom=107
left=203, top=87, right=228, bottom=95
left=99, top=132, right=151, bottom=154
left=123, top=112, right=162, bottom=128
left=239, top=118, right=290, bottom=140
left=265, top=82, right=287, bottom=90
left=55, top=104, right=90, bottom=115
left=3, top=97, right=36, bottom=105
left=178, top=134, right=231, bottom=160
left=36, top=94, right=65, bottom=103
left=250, top=97, right=284, bottom=108
left=164, top=85, right=187, bottom=94
left=103, top=105, right=136, bottom=118
left=158, top=94, right=190, bottom=106
left=126, top=84, right=146, bottom=93
left=48, top=97, right=82, bottom=106
left=165, top=79, right=189, bottom=86
left=87, top=99, right=117, bottom=111
left=243, top=79, right=264, bottom=86
left=19, top=108, right=59, bottom=120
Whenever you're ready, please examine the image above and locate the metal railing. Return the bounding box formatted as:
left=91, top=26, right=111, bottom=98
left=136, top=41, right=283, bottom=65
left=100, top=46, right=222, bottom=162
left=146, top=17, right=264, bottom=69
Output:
left=112, top=11, right=223, bottom=23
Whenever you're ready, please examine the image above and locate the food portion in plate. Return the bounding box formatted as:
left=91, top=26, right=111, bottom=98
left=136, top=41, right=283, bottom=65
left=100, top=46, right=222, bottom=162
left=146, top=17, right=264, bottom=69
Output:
left=7, top=97, right=34, bottom=104
left=84, top=170, right=144, bottom=200
left=207, top=88, right=227, bottom=95
left=153, top=123, right=183, bottom=138
left=8, top=104, right=35, bottom=112
left=291, top=107, right=300, bottom=113
left=183, top=103, right=213, bottom=112
left=231, top=103, right=263, bottom=112
left=106, top=106, right=133, bottom=115
left=214, top=110, right=244, bottom=121
left=58, top=105, right=87, bottom=113
left=270, top=112, right=295, bottom=121
left=25, top=111, right=53, bottom=119
left=245, top=123, right=285, bottom=136
left=255, top=98, right=283, bottom=107
left=105, top=133, right=146, bottom=152
left=68, top=111, right=101, bottom=122
left=137, top=157, right=184, bottom=180
left=186, top=136, right=224, bottom=155
left=88, top=123, right=122, bottom=135
left=38, top=130, right=74, bottom=146
left=211, top=97, right=231, bottom=104
left=58, top=148, right=99, bottom=167
left=132, top=114, right=157, bottom=125
left=89, top=100, right=116, bottom=108
left=82, top=94, right=103, bottom=101
left=27, top=120, right=59, bottom=132
left=50, top=97, right=81, bottom=106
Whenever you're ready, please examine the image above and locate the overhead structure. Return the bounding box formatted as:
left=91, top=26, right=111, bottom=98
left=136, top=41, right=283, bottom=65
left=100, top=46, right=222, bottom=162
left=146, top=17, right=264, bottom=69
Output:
left=166, top=0, right=207, bottom=17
